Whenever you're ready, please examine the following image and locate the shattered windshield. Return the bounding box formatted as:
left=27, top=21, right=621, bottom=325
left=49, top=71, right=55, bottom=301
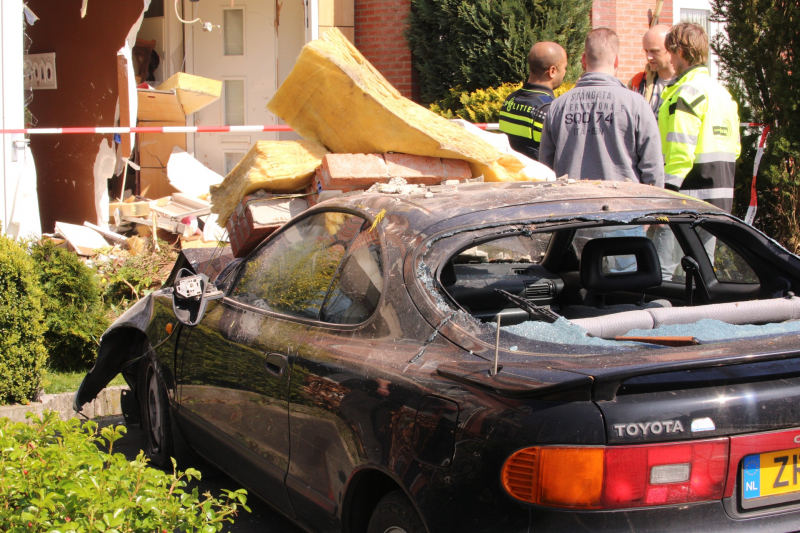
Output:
left=418, top=218, right=798, bottom=356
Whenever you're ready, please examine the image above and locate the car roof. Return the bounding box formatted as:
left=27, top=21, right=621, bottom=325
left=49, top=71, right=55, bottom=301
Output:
left=319, top=180, right=725, bottom=234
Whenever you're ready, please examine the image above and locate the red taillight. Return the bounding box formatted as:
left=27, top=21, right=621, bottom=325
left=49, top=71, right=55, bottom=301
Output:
left=502, top=438, right=729, bottom=509
left=603, top=439, right=728, bottom=508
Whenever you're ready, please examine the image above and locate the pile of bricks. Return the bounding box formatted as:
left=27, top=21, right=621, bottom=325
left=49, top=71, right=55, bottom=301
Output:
left=228, top=152, right=471, bottom=257
left=306, top=152, right=471, bottom=205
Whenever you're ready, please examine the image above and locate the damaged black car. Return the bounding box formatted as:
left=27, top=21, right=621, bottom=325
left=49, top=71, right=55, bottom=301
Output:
left=77, top=180, right=800, bottom=532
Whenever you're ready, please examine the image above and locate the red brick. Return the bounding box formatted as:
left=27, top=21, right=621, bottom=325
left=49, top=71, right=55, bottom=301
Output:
left=384, top=153, right=447, bottom=184
left=322, top=153, right=390, bottom=186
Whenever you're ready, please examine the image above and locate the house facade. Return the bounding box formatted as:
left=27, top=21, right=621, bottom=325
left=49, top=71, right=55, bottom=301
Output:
left=17, top=0, right=725, bottom=231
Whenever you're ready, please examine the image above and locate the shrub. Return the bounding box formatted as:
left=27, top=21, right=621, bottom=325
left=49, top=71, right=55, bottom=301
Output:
left=406, top=0, right=591, bottom=104
left=95, top=242, right=178, bottom=319
left=29, top=239, right=108, bottom=371
left=0, top=411, right=249, bottom=532
left=711, top=0, right=800, bottom=251
left=430, top=82, right=575, bottom=123
left=0, top=235, right=47, bottom=404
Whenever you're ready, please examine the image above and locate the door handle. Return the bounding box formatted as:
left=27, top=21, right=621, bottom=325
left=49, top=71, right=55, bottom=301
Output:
left=265, top=352, right=288, bottom=377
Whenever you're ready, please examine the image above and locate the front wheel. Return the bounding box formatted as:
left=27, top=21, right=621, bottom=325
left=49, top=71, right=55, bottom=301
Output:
left=139, top=357, right=174, bottom=468
left=367, top=490, right=426, bottom=533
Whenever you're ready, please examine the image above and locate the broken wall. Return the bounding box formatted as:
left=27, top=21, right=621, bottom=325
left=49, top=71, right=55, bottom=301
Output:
left=27, top=0, right=145, bottom=232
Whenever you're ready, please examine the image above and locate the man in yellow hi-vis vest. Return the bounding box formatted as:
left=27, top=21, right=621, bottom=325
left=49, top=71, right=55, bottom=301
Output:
left=499, top=42, right=567, bottom=161
left=659, top=22, right=740, bottom=213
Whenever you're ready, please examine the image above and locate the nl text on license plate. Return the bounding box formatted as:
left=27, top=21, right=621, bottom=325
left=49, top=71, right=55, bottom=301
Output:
left=743, top=448, right=800, bottom=502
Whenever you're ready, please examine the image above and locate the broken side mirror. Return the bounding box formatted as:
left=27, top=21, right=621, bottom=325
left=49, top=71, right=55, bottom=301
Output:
left=172, top=268, right=224, bottom=326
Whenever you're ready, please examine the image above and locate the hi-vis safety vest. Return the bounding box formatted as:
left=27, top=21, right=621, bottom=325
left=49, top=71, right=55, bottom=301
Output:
left=658, top=65, right=741, bottom=212
left=499, top=83, right=554, bottom=160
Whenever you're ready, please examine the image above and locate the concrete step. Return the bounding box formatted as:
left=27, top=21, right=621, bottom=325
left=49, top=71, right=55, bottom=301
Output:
left=0, top=386, right=128, bottom=423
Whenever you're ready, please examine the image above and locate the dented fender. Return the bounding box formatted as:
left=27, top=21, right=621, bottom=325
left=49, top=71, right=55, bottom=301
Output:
left=74, top=293, right=158, bottom=411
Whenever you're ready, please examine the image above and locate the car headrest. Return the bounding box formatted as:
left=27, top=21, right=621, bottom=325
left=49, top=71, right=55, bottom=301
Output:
left=580, top=237, right=662, bottom=294
left=440, top=260, right=457, bottom=287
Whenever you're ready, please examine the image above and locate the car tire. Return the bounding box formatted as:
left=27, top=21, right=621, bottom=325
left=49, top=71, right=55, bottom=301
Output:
left=139, top=357, right=174, bottom=468
left=367, top=490, right=426, bottom=533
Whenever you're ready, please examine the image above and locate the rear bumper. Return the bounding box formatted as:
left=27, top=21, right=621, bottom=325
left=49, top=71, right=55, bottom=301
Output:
left=529, top=500, right=800, bottom=532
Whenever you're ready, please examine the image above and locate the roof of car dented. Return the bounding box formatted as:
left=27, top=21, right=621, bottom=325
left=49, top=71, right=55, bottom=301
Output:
left=326, top=180, right=722, bottom=233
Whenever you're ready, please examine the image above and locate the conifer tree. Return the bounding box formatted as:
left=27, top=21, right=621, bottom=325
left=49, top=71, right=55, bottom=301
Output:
left=710, top=0, right=800, bottom=249
left=405, top=0, right=591, bottom=104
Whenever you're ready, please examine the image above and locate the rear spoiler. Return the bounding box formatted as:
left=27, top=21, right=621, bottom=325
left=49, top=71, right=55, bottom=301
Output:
left=436, top=362, right=594, bottom=401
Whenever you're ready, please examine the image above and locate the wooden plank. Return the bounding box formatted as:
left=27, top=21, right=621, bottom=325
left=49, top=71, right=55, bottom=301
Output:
left=172, top=192, right=211, bottom=210
left=138, top=121, right=186, bottom=168
left=55, top=221, right=110, bottom=255
left=137, top=90, right=186, bottom=122
left=140, top=168, right=179, bottom=200
left=335, top=0, right=354, bottom=26
left=84, top=222, right=128, bottom=245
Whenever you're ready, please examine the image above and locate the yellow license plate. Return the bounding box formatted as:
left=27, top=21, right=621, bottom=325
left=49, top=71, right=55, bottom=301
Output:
left=743, top=447, right=800, bottom=500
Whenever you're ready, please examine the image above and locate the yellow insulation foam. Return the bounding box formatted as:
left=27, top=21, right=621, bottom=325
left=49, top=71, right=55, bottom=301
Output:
left=267, top=28, right=527, bottom=182
left=211, top=140, right=329, bottom=225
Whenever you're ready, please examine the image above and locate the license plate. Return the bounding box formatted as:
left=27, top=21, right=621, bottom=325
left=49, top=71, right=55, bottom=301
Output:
left=743, top=448, right=800, bottom=502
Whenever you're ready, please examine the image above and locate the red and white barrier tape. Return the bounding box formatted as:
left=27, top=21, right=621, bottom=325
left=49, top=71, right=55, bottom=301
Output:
left=0, top=121, right=770, bottom=225
left=744, top=125, right=771, bottom=226
left=0, top=125, right=294, bottom=135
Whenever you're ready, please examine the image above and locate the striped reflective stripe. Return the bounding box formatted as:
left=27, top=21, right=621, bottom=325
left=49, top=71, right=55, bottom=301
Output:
left=499, top=111, right=533, bottom=124
left=694, top=151, right=739, bottom=163
left=682, top=187, right=735, bottom=200
left=666, top=132, right=699, bottom=145
left=665, top=173, right=684, bottom=187
left=532, top=122, right=543, bottom=142
left=675, top=84, right=700, bottom=97
left=499, top=120, right=532, bottom=139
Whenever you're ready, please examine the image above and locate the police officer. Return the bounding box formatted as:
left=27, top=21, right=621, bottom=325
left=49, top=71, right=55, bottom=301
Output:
left=499, top=42, right=567, bottom=160
left=659, top=22, right=741, bottom=212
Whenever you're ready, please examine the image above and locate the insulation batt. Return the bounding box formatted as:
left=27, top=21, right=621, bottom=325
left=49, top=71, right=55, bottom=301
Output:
left=211, top=140, right=329, bottom=225
left=267, top=28, right=529, bottom=182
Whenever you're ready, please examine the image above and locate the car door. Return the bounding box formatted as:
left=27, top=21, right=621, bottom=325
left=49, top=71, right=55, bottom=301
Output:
left=285, top=224, right=394, bottom=530
left=176, top=209, right=369, bottom=517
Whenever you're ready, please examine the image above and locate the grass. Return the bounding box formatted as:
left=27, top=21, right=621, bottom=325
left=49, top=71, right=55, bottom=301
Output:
left=41, top=370, right=127, bottom=395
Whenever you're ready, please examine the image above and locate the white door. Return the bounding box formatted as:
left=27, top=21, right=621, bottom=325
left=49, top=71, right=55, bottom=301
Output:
left=1, top=0, right=40, bottom=238
left=186, top=0, right=279, bottom=176
left=673, top=0, right=724, bottom=80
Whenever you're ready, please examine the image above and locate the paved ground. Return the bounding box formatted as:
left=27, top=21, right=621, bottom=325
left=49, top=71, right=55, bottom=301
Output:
left=98, top=416, right=304, bottom=533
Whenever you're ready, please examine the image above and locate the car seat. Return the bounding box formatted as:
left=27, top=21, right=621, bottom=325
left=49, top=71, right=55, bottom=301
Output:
left=561, top=236, right=672, bottom=319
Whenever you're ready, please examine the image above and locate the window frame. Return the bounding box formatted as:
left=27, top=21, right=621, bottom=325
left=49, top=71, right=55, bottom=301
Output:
left=222, top=77, right=247, bottom=126
left=224, top=208, right=388, bottom=329
left=222, top=7, right=246, bottom=57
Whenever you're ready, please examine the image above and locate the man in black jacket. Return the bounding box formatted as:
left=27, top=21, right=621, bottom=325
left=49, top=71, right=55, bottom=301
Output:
left=499, top=42, right=567, bottom=160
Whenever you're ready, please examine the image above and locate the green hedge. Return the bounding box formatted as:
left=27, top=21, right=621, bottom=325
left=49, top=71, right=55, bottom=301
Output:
left=0, top=411, right=249, bottom=532
left=0, top=235, right=47, bottom=404
left=29, top=240, right=108, bottom=371
left=430, top=82, right=575, bottom=123
left=406, top=0, right=591, bottom=105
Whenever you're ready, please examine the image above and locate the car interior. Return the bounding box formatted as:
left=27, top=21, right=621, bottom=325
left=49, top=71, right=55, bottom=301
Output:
left=436, top=218, right=800, bottom=345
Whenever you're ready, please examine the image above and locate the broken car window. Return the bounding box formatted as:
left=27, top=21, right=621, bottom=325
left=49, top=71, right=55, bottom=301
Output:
left=230, top=212, right=366, bottom=319
left=454, top=233, right=551, bottom=264
left=696, top=226, right=759, bottom=284
left=321, top=227, right=384, bottom=324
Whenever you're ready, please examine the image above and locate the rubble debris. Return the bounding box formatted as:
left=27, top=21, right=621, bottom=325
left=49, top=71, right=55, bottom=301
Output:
left=227, top=193, right=310, bottom=257
left=266, top=28, right=529, bottom=182
left=210, top=140, right=329, bottom=226
left=54, top=222, right=111, bottom=256
left=167, top=148, right=223, bottom=198
left=83, top=222, right=128, bottom=246
left=156, top=73, right=222, bottom=115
